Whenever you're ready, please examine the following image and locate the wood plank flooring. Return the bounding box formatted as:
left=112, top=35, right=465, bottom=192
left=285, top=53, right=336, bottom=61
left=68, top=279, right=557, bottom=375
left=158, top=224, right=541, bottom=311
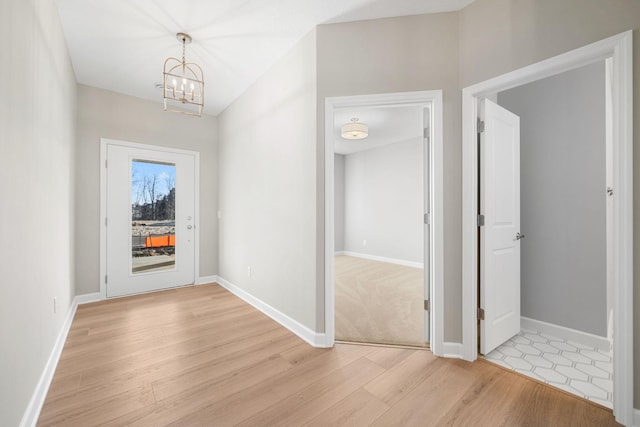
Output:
left=335, top=255, right=425, bottom=346
left=37, top=284, right=620, bottom=426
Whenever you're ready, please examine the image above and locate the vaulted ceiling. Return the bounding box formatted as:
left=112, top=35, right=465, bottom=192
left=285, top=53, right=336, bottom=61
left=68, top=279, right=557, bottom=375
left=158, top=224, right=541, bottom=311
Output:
left=55, top=0, right=474, bottom=116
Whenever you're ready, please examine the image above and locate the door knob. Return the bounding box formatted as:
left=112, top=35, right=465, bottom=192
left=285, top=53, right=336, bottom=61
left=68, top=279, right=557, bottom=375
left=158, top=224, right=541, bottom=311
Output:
left=515, top=232, right=525, bottom=240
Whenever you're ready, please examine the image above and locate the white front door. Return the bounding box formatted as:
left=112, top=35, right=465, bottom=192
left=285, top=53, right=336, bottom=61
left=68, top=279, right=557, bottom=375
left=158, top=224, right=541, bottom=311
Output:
left=480, top=99, right=521, bottom=355
left=106, top=142, right=196, bottom=298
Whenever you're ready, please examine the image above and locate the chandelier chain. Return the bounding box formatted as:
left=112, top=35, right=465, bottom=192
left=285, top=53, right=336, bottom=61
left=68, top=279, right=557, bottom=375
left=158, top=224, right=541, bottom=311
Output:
left=181, top=36, right=186, bottom=71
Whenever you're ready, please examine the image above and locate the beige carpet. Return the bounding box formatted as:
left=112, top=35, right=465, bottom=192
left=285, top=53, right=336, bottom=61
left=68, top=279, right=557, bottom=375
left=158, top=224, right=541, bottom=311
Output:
left=335, top=255, right=426, bottom=347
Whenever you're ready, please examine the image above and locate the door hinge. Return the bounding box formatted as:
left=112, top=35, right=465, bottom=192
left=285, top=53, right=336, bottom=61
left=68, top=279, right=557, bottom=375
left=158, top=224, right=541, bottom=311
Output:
left=424, top=300, right=430, bottom=311
left=105, top=159, right=108, bottom=168
left=423, top=127, right=430, bottom=139
left=477, top=307, right=485, bottom=320
left=477, top=119, right=485, bottom=133
left=105, top=275, right=108, bottom=284
left=424, top=213, right=430, bottom=225
left=607, top=187, right=614, bottom=197
left=477, top=214, right=485, bottom=227
left=105, top=217, right=108, bottom=227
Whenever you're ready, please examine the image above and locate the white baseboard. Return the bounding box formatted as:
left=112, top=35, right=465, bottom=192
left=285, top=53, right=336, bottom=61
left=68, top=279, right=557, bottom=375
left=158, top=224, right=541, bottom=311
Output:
left=216, top=276, right=330, bottom=348
left=341, top=251, right=424, bottom=269
left=75, top=292, right=102, bottom=305
left=20, top=292, right=102, bottom=427
left=197, top=275, right=218, bottom=285
left=521, top=317, right=610, bottom=351
left=441, top=342, right=464, bottom=359
left=334, top=251, right=345, bottom=256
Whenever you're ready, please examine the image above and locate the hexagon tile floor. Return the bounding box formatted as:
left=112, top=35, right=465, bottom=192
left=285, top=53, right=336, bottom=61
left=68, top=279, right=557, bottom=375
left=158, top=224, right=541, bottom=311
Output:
left=484, top=328, right=613, bottom=408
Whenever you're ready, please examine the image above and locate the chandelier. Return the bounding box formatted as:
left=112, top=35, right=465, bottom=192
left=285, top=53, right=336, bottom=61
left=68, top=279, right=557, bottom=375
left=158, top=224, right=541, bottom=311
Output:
left=163, top=32, right=204, bottom=116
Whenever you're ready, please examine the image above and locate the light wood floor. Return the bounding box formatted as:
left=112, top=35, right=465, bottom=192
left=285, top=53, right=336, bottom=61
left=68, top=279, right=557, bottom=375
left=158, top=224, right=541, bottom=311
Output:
left=38, top=284, right=619, bottom=426
left=335, top=255, right=425, bottom=346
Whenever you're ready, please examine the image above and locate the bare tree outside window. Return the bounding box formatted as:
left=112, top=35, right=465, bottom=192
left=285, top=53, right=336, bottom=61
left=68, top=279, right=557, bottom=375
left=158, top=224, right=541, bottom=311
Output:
left=131, top=160, right=176, bottom=274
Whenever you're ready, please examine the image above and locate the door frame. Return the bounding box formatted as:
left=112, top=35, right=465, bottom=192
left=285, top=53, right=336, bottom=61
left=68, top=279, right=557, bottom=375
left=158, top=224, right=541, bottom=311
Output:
left=99, top=138, right=201, bottom=299
left=324, top=90, right=444, bottom=355
left=461, top=31, right=633, bottom=424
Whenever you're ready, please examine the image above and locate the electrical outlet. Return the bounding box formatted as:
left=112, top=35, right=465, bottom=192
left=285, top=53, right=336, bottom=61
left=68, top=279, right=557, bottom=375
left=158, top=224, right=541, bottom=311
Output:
left=53, top=297, right=57, bottom=314
left=247, top=266, right=251, bottom=277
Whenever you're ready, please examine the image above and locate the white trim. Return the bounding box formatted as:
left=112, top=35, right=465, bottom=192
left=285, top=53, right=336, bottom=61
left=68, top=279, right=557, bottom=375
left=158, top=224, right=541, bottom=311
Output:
left=334, top=251, right=345, bottom=256
left=99, top=141, right=108, bottom=299
left=100, top=138, right=201, bottom=299
left=441, top=342, right=464, bottom=359
left=325, top=90, right=445, bottom=356
left=341, top=251, right=424, bottom=269
left=521, top=317, right=609, bottom=351
left=461, top=31, right=633, bottom=425
left=19, top=292, right=103, bottom=427
left=217, top=276, right=330, bottom=348
left=75, top=293, right=102, bottom=305
left=197, top=275, right=218, bottom=285
left=193, top=151, right=201, bottom=288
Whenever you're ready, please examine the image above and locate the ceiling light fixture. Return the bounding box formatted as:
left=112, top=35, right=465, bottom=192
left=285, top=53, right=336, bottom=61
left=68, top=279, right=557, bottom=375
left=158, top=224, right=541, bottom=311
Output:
left=163, top=32, right=204, bottom=117
left=341, top=118, right=368, bottom=140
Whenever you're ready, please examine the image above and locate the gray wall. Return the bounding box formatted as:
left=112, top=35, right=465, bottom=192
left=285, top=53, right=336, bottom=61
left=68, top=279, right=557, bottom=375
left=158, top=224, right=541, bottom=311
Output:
left=316, top=12, right=461, bottom=338
left=458, top=0, right=640, bottom=407
left=0, top=0, right=77, bottom=425
left=5, top=1, right=639, bottom=419
left=343, top=140, right=424, bottom=263
left=218, top=30, right=318, bottom=330
left=498, top=62, right=606, bottom=337
left=75, top=85, right=218, bottom=294
left=334, top=154, right=345, bottom=252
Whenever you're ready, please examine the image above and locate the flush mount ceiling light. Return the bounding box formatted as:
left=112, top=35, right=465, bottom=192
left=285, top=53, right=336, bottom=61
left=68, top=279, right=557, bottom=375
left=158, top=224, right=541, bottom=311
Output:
left=163, top=32, right=204, bottom=117
left=341, top=118, right=369, bottom=140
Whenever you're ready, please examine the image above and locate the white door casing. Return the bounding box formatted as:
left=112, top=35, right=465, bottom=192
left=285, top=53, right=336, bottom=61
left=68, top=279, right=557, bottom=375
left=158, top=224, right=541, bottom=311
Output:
left=480, top=99, right=521, bottom=355
left=324, top=90, right=444, bottom=354
left=105, top=142, right=197, bottom=297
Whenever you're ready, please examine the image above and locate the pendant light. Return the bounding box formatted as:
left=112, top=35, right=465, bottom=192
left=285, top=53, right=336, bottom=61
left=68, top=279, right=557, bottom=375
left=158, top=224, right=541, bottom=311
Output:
left=163, top=32, right=205, bottom=116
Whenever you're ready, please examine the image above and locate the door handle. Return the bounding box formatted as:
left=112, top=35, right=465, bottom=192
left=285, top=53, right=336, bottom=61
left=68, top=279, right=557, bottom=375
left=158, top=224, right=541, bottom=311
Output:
left=515, top=232, right=525, bottom=240
left=187, top=225, right=193, bottom=230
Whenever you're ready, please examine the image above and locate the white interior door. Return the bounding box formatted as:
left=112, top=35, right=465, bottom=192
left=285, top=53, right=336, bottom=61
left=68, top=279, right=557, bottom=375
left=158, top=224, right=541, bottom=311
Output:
left=423, top=106, right=431, bottom=342
left=106, top=142, right=196, bottom=297
left=480, top=98, right=521, bottom=355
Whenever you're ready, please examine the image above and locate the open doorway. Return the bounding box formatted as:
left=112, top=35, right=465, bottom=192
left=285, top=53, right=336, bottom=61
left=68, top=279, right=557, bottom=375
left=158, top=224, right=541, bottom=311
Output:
left=324, top=91, right=444, bottom=355
left=333, top=105, right=427, bottom=346
left=479, top=61, right=612, bottom=407
left=461, top=31, right=633, bottom=425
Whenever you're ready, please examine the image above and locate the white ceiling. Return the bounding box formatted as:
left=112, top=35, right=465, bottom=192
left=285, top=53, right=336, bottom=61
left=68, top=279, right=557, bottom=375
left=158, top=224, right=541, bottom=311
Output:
left=55, top=0, right=474, bottom=116
left=333, top=105, right=424, bottom=155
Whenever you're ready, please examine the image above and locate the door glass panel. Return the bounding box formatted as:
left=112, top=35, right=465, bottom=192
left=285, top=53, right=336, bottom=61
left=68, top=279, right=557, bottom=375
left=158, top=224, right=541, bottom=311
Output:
left=131, top=160, right=176, bottom=274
